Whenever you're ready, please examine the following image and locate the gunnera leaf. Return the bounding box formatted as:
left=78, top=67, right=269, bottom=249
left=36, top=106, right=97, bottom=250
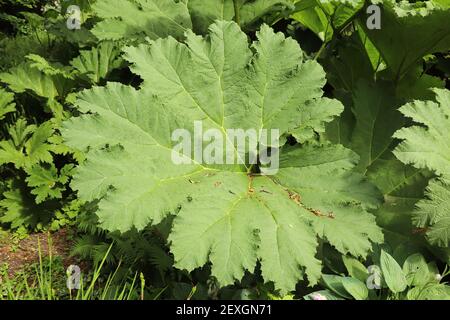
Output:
left=91, top=0, right=294, bottom=40
left=63, top=21, right=383, bottom=293
left=361, top=0, right=450, bottom=80
left=394, top=88, right=450, bottom=247
left=91, top=0, right=193, bottom=40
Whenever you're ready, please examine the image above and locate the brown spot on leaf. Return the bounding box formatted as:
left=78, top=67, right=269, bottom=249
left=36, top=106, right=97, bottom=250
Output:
left=287, top=191, right=301, bottom=205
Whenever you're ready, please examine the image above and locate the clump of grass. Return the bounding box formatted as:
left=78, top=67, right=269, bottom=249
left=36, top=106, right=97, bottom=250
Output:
left=0, top=233, right=144, bottom=300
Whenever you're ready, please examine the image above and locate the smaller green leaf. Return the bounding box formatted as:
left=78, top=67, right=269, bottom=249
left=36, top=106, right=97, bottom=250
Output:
left=342, top=256, right=369, bottom=282
left=321, top=274, right=353, bottom=299
left=92, top=0, right=192, bottom=41
left=0, top=120, right=57, bottom=169
left=25, top=163, right=72, bottom=204
left=0, top=63, right=58, bottom=99
left=402, top=253, right=430, bottom=287
left=0, top=180, right=57, bottom=230
left=403, top=253, right=430, bottom=286
left=380, top=250, right=408, bottom=293
left=341, top=277, right=368, bottom=300
left=26, top=54, right=74, bottom=79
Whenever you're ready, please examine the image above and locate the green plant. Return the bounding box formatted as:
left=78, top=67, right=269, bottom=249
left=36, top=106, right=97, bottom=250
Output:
left=63, top=20, right=387, bottom=294
left=306, top=249, right=450, bottom=300
left=0, top=236, right=141, bottom=300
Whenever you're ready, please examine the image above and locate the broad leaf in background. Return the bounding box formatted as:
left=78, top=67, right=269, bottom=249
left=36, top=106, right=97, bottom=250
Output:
left=367, top=154, right=431, bottom=246
left=25, top=54, right=74, bottom=79
left=321, top=273, right=371, bottom=300
left=349, top=81, right=403, bottom=172
left=0, top=59, right=75, bottom=118
left=63, top=21, right=383, bottom=292
left=414, top=179, right=450, bottom=247
left=292, top=0, right=364, bottom=42
left=360, top=0, right=450, bottom=81
left=188, top=0, right=294, bottom=33
left=70, top=41, right=124, bottom=84
left=394, top=88, right=450, bottom=248
left=91, top=0, right=192, bottom=40
left=394, top=89, right=450, bottom=177
left=397, top=66, right=446, bottom=102
left=0, top=32, right=52, bottom=71
left=323, top=33, right=376, bottom=92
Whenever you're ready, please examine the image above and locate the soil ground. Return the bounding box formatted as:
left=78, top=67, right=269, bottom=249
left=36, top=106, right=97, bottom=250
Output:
left=0, top=228, right=76, bottom=277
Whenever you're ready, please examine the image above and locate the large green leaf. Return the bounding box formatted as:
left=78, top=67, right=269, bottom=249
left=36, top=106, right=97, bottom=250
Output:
left=360, top=0, right=450, bottom=80
left=91, top=0, right=192, bottom=40
left=350, top=81, right=403, bottom=172
left=394, top=89, right=450, bottom=247
left=188, top=0, right=294, bottom=34
left=394, top=89, right=450, bottom=176
left=367, top=155, right=431, bottom=239
left=63, top=21, right=383, bottom=292
left=414, top=178, right=450, bottom=247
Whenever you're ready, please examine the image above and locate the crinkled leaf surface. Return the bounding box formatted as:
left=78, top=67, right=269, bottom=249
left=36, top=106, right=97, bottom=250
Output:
left=188, top=0, right=294, bottom=33
left=0, top=180, right=58, bottom=229
left=70, top=41, right=124, bottom=84
left=0, top=121, right=56, bottom=169
left=91, top=0, right=192, bottom=41
left=350, top=81, right=403, bottom=172
left=394, top=89, right=450, bottom=247
left=0, top=88, right=16, bottom=120
left=361, top=0, right=450, bottom=80
left=0, top=62, right=73, bottom=100
left=92, top=0, right=294, bottom=40
left=413, top=178, right=450, bottom=247
left=0, top=63, right=59, bottom=99
left=394, top=89, right=450, bottom=176
left=63, top=21, right=382, bottom=292
left=25, top=164, right=74, bottom=204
